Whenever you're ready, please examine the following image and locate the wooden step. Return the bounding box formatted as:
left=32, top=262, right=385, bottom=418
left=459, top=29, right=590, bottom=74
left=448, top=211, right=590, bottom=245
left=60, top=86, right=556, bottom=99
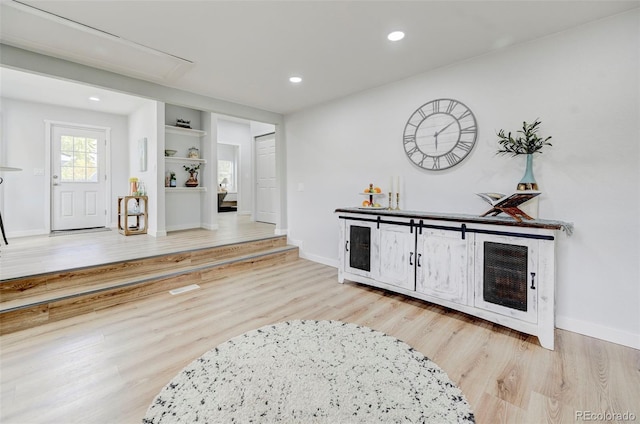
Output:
left=0, top=236, right=298, bottom=335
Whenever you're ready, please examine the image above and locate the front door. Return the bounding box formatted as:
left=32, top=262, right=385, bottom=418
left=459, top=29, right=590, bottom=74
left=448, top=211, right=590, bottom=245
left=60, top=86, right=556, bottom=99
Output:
left=51, top=125, right=107, bottom=231
left=255, top=133, right=276, bottom=224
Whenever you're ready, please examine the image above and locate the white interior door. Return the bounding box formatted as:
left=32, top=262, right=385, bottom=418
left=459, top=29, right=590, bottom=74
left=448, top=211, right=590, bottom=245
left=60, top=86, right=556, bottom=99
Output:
left=255, top=134, right=276, bottom=224
left=51, top=125, right=107, bottom=231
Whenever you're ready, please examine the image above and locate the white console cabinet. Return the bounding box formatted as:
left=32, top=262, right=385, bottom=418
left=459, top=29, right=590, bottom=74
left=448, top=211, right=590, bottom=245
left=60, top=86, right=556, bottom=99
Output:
left=337, top=208, right=571, bottom=350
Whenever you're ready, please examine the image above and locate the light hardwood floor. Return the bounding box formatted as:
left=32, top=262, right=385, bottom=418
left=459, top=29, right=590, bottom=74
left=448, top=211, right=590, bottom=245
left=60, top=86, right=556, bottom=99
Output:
left=1, top=255, right=638, bottom=423
left=0, top=213, right=276, bottom=280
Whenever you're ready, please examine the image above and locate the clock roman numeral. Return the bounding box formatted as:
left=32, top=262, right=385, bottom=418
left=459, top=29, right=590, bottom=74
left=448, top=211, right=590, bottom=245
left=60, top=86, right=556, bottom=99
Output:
left=460, top=125, right=476, bottom=134
left=456, top=140, right=474, bottom=152
left=406, top=145, right=420, bottom=156
left=457, top=109, right=472, bottom=120
left=431, top=156, right=440, bottom=170
left=418, top=154, right=429, bottom=167
left=432, top=100, right=440, bottom=114
left=446, top=100, right=458, bottom=114
left=445, top=151, right=461, bottom=166
left=404, top=134, right=416, bottom=144
left=417, top=108, right=427, bottom=119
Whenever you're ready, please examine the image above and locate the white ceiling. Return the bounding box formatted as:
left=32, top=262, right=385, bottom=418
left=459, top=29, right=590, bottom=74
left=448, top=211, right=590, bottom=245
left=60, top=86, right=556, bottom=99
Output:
left=1, top=0, right=638, bottom=115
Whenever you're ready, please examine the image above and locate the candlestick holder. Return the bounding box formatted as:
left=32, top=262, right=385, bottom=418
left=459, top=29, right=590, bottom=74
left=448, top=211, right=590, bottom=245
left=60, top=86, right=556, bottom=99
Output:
left=395, top=193, right=401, bottom=210
left=388, top=192, right=393, bottom=210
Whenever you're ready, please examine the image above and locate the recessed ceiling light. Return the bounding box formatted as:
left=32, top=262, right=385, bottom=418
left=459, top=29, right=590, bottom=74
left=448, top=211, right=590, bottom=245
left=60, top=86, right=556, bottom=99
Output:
left=387, top=31, right=405, bottom=42
left=289, top=76, right=302, bottom=83
left=89, top=96, right=101, bottom=102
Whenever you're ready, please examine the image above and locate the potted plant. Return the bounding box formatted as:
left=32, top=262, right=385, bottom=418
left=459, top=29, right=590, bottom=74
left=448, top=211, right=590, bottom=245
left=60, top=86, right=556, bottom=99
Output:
left=496, top=119, right=553, bottom=190
left=183, top=164, right=200, bottom=187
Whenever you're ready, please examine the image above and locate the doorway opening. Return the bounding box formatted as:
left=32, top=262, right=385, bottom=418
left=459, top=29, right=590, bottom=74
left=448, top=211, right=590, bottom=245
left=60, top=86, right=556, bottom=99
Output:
left=48, top=122, right=110, bottom=232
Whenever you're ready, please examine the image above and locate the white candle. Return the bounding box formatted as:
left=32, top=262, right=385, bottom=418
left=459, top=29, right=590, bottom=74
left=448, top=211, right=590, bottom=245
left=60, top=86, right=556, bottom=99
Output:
left=389, top=176, right=393, bottom=194
left=396, top=176, right=401, bottom=195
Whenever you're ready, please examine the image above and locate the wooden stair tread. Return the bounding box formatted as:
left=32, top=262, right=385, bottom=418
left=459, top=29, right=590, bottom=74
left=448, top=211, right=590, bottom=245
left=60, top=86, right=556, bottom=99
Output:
left=0, top=242, right=299, bottom=335
left=1, top=245, right=297, bottom=313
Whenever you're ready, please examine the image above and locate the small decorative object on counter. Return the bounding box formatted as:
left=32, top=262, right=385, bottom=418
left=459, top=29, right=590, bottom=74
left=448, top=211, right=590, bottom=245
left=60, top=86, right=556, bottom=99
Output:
left=137, top=181, right=146, bottom=196
left=188, top=147, right=200, bottom=159
left=169, top=172, right=177, bottom=187
left=129, top=177, right=138, bottom=195
left=184, top=164, right=200, bottom=188
left=359, top=183, right=384, bottom=209
left=496, top=118, right=553, bottom=191
left=176, top=118, right=191, bottom=129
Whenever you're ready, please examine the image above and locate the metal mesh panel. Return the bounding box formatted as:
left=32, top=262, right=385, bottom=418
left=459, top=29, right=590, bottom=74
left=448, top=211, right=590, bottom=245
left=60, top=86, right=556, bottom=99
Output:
left=349, top=225, right=371, bottom=272
left=483, top=241, right=528, bottom=312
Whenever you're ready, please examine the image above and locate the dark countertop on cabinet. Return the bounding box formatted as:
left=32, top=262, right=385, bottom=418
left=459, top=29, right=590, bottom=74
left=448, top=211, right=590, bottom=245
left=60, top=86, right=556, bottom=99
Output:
left=335, top=207, right=573, bottom=234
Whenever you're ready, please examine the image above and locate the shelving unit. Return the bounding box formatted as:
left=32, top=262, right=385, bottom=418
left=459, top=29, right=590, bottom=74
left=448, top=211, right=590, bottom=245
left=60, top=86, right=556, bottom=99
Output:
left=117, top=196, right=148, bottom=236
left=164, top=105, right=213, bottom=232
left=164, top=124, right=206, bottom=190
left=165, top=187, right=207, bottom=192
left=164, top=125, right=206, bottom=137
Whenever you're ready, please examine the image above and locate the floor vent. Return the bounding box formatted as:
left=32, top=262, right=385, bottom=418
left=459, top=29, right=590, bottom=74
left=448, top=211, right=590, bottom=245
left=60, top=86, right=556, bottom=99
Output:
left=169, top=284, right=201, bottom=295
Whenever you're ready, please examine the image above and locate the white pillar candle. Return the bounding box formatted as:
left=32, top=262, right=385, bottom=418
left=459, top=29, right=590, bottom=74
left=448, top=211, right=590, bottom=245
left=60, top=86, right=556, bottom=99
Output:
left=389, top=176, right=393, bottom=194
left=396, top=176, right=401, bottom=195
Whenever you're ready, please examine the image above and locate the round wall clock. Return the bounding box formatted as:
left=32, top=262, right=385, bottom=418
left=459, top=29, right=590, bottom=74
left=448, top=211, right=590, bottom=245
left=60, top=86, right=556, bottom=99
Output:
left=402, top=98, right=478, bottom=170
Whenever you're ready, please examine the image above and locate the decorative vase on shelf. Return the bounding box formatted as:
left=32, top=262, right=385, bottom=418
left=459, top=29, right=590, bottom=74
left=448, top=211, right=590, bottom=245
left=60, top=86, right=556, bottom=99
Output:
left=185, top=172, right=199, bottom=187
left=517, top=153, right=538, bottom=191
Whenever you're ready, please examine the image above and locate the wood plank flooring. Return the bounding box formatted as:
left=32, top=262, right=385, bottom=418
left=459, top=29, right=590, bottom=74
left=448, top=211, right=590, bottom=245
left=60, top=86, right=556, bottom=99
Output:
left=1, top=257, right=638, bottom=424
left=1, top=213, right=638, bottom=423
left=0, top=213, right=276, bottom=280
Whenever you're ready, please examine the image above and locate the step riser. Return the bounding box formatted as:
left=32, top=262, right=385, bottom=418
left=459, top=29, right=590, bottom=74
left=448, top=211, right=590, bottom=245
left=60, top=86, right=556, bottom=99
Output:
left=0, top=248, right=298, bottom=335
left=1, top=236, right=287, bottom=304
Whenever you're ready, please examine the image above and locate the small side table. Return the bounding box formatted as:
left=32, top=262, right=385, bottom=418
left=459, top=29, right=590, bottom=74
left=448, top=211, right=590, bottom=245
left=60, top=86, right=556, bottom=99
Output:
left=117, top=196, right=148, bottom=235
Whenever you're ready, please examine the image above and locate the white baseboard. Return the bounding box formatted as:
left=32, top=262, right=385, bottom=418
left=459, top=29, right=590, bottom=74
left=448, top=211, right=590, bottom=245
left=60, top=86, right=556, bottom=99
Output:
left=556, top=315, right=640, bottom=349
left=288, top=239, right=338, bottom=268
left=275, top=228, right=288, bottom=236
left=201, top=224, right=219, bottom=231
left=165, top=224, right=203, bottom=232
left=6, top=229, right=48, bottom=238
left=299, top=251, right=338, bottom=268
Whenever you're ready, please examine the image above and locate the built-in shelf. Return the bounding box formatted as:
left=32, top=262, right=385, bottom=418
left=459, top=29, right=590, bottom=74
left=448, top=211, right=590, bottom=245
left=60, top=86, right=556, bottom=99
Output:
left=165, top=187, right=207, bottom=192
left=164, top=125, right=206, bottom=137
left=165, top=157, right=206, bottom=164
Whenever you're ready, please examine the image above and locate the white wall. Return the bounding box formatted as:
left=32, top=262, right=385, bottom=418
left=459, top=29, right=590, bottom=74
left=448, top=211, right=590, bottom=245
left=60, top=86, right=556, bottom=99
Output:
left=284, top=10, right=639, bottom=348
left=128, top=101, right=161, bottom=234
left=218, top=119, right=253, bottom=215
left=0, top=97, right=129, bottom=236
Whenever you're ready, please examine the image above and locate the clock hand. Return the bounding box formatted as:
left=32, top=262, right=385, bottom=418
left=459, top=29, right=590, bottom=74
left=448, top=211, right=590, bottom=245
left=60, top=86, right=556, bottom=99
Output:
left=434, top=120, right=456, bottom=137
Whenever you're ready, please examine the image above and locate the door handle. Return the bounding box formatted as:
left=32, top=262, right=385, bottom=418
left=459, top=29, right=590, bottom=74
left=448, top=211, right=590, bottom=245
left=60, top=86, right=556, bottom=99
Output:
left=345, top=240, right=349, bottom=252
left=417, top=253, right=422, bottom=267
left=530, top=272, right=536, bottom=290
left=52, top=175, right=60, bottom=186
left=409, top=252, right=414, bottom=265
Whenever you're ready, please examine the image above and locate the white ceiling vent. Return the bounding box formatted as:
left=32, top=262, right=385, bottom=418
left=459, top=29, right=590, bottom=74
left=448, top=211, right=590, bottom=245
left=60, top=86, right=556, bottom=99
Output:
left=0, top=1, right=194, bottom=83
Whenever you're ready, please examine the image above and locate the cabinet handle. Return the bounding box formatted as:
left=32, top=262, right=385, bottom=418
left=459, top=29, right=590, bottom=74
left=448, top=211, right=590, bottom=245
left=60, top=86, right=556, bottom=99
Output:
left=409, top=252, right=414, bottom=265
left=345, top=241, right=349, bottom=252
left=530, top=272, right=536, bottom=290
left=417, top=253, right=422, bottom=267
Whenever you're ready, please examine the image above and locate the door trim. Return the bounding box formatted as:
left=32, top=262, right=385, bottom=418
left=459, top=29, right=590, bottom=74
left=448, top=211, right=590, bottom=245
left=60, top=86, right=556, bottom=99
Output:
left=253, top=132, right=277, bottom=224
left=45, top=120, right=112, bottom=233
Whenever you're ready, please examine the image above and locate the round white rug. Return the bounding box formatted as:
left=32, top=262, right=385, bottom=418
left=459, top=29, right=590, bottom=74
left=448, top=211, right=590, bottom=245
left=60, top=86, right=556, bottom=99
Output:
left=143, top=320, right=475, bottom=423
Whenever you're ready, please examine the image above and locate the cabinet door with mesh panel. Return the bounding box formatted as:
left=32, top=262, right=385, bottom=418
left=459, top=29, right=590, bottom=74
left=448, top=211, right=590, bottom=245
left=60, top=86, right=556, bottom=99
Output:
left=344, top=220, right=378, bottom=279
left=474, top=234, right=538, bottom=323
